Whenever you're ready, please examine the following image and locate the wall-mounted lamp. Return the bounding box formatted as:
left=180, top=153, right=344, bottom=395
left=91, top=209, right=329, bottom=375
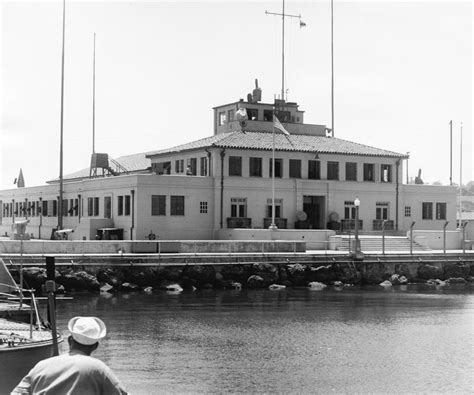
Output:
left=314, top=154, right=319, bottom=160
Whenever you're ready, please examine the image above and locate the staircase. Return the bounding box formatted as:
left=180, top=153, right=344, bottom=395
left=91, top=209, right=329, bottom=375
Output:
left=337, top=235, right=431, bottom=252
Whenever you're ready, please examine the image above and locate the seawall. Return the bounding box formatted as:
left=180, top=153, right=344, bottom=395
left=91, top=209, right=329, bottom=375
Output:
left=3, top=251, right=474, bottom=293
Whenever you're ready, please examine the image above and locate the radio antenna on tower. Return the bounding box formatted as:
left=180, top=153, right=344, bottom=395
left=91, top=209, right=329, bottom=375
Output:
left=266, top=0, right=305, bottom=104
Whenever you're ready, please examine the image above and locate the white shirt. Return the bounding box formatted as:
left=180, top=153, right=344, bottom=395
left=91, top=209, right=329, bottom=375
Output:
left=11, top=350, right=128, bottom=395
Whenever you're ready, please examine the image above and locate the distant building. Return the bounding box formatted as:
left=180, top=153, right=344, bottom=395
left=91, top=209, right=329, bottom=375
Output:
left=0, top=91, right=458, bottom=240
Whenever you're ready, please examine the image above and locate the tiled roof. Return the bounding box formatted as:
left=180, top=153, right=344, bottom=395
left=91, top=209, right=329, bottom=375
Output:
left=147, top=131, right=406, bottom=158
left=53, top=131, right=405, bottom=183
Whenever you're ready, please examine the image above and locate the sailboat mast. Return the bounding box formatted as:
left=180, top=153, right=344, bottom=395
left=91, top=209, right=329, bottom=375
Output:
left=58, top=0, right=66, bottom=230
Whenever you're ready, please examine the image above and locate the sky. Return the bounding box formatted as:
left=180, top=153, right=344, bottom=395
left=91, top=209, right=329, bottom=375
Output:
left=0, top=0, right=472, bottom=190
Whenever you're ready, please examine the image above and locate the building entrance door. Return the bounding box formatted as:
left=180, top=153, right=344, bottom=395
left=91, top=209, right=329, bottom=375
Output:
left=303, top=195, right=325, bottom=229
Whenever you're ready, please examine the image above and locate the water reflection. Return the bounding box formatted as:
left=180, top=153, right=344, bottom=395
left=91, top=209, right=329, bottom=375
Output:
left=53, top=284, right=474, bottom=394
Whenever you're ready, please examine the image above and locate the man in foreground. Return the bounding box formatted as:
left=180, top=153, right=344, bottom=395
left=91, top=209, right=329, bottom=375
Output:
left=12, top=316, right=128, bottom=394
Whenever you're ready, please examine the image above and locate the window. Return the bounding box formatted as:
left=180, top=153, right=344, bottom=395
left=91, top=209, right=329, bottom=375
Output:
left=229, top=156, right=242, bottom=176
left=67, top=199, right=73, bottom=216
left=200, top=201, right=208, bottom=214
left=171, top=196, right=185, bottom=216
left=200, top=157, right=208, bottom=176
left=308, top=160, right=320, bottom=180
left=118, top=196, right=123, bottom=216
left=52, top=200, right=57, bottom=217
left=381, top=164, right=392, bottom=182
left=186, top=158, right=197, bottom=175
left=26, top=201, right=33, bottom=217
left=263, top=109, right=273, bottom=121
left=327, top=161, right=339, bottom=180
left=249, top=157, right=262, bottom=177
left=269, top=158, right=283, bottom=178
left=94, top=197, right=99, bottom=216
left=246, top=108, right=258, bottom=120
left=231, top=198, right=247, bottom=218
left=72, top=199, right=78, bottom=217
left=227, top=109, right=234, bottom=122
left=422, top=202, right=433, bottom=220
left=405, top=206, right=411, bottom=217
left=436, top=203, right=447, bottom=220
left=275, top=110, right=290, bottom=122
left=363, top=163, right=375, bottom=181
left=103, top=197, right=111, bottom=219
left=266, top=198, right=282, bottom=218
left=218, top=111, right=226, bottom=125
left=376, top=202, right=389, bottom=220
left=42, top=200, right=48, bottom=217
left=151, top=195, right=166, bottom=216
left=153, top=161, right=171, bottom=175
left=175, top=159, right=184, bottom=173
left=87, top=197, right=99, bottom=217
left=344, top=200, right=356, bottom=219
left=346, top=162, right=357, bottom=181
left=289, top=159, right=301, bottom=178
left=124, top=195, right=131, bottom=216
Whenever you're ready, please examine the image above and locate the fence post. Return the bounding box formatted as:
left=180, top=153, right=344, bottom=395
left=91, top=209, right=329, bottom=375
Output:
left=382, top=220, right=386, bottom=255
left=443, top=221, right=449, bottom=254
left=462, top=222, right=467, bottom=253
left=410, top=221, right=416, bottom=255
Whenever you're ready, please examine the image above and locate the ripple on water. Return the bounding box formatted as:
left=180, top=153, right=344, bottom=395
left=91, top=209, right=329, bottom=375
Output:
left=54, top=285, right=474, bottom=394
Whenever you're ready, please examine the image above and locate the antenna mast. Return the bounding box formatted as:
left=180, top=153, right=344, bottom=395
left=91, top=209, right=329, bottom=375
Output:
left=266, top=0, right=304, bottom=103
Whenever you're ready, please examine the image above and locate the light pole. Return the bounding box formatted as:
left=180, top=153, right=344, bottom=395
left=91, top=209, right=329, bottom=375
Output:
left=353, top=197, right=362, bottom=259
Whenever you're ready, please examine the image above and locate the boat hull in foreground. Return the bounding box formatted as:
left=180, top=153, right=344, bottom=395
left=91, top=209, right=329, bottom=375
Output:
left=0, top=319, right=63, bottom=393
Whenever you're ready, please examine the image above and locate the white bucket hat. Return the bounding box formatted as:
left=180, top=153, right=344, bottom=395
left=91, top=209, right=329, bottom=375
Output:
left=68, top=316, right=107, bottom=345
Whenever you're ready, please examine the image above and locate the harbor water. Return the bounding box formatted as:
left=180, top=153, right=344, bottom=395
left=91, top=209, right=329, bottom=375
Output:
left=53, top=284, right=474, bottom=394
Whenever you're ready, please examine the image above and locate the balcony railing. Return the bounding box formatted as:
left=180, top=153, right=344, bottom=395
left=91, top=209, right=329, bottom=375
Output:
left=341, top=219, right=363, bottom=231
left=372, top=219, right=394, bottom=231
left=226, top=217, right=252, bottom=228
left=263, top=218, right=288, bottom=229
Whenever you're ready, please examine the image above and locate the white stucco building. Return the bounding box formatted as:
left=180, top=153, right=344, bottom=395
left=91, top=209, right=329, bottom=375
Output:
left=0, top=94, right=458, bottom=241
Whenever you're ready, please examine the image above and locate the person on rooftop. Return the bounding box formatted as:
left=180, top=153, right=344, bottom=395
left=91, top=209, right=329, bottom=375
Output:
left=11, top=316, right=128, bottom=395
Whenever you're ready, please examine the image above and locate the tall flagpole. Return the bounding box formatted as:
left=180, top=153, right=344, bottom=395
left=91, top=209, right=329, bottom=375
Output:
left=92, top=32, right=96, bottom=154
left=449, top=120, right=453, bottom=186
left=458, top=122, right=463, bottom=227
left=271, top=117, right=276, bottom=229
left=58, top=0, right=66, bottom=231
left=331, top=0, right=334, bottom=137
left=281, top=0, right=285, bottom=100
